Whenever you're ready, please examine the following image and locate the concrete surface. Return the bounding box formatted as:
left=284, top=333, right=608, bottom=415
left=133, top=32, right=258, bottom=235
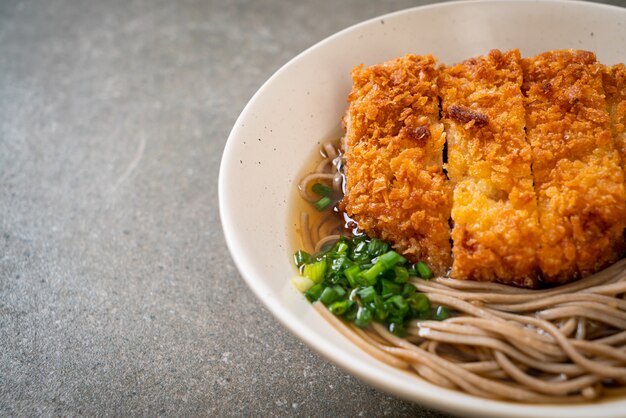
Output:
left=0, top=0, right=622, bottom=416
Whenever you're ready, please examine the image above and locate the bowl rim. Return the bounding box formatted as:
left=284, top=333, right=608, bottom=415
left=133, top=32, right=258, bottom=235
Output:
left=219, top=1, right=626, bottom=416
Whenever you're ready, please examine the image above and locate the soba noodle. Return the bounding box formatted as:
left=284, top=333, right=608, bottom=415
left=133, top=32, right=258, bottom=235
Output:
left=296, top=140, right=626, bottom=402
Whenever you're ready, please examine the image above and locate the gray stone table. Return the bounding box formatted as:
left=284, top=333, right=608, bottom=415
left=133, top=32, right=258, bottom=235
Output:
left=1, top=0, right=623, bottom=416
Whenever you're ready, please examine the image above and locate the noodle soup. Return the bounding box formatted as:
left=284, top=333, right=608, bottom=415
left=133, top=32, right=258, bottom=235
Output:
left=290, top=137, right=352, bottom=256
left=290, top=140, right=626, bottom=404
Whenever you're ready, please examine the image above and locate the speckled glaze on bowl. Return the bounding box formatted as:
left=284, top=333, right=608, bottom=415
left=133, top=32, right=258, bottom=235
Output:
left=219, top=1, right=626, bottom=416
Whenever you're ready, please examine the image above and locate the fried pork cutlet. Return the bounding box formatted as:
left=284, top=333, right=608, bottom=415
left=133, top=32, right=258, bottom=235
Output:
left=522, top=50, right=626, bottom=284
left=341, top=54, right=453, bottom=275
left=439, top=49, right=541, bottom=287
left=603, top=63, right=626, bottom=175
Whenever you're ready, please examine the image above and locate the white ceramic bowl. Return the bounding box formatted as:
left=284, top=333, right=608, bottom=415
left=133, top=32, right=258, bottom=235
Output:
left=219, top=1, right=626, bottom=416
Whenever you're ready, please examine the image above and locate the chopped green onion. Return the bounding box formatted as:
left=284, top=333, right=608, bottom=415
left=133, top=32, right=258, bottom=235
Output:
left=314, top=196, right=332, bottom=211
left=349, top=238, right=370, bottom=262
left=388, top=295, right=409, bottom=313
left=293, top=236, right=436, bottom=334
left=361, top=250, right=405, bottom=283
left=294, top=250, right=311, bottom=267
left=402, top=283, right=416, bottom=297
left=291, top=275, right=315, bottom=293
left=302, top=259, right=327, bottom=283
left=354, top=306, right=373, bottom=328
left=312, top=182, right=332, bottom=197
left=329, top=300, right=354, bottom=315
left=367, top=239, right=389, bottom=258
left=357, top=286, right=377, bottom=304
left=435, top=305, right=450, bottom=320
left=416, top=261, right=433, bottom=279
left=361, top=262, right=386, bottom=284
left=332, top=285, right=346, bottom=299
left=371, top=295, right=387, bottom=322
left=344, top=303, right=358, bottom=322
left=328, top=253, right=347, bottom=276
left=304, top=283, right=325, bottom=302
left=385, top=295, right=409, bottom=322
left=407, top=293, right=430, bottom=314
left=319, top=286, right=339, bottom=306
left=393, top=266, right=409, bottom=283
left=388, top=322, right=407, bottom=337
left=381, top=251, right=406, bottom=267
left=335, top=241, right=349, bottom=254
left=344, top=265, right=361, bottom=288
left=380, top=279, right=402, bottom=299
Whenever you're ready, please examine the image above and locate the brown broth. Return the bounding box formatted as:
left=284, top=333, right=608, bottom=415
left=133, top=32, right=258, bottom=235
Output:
left=289, top=131, right=348, bottom=256
left=289, top=134, right=626, bottom=405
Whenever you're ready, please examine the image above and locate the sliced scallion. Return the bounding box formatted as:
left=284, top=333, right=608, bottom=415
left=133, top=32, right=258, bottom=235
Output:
left=294, top=250, right=311, bottom=267
left=407, top=293, right=430, bottom=314
left=314, top=196, right=332, bottom=211
left=311, top=182, right=332, bottom=197
left=304, top=283, right=325, bottom=302
left=302, top=259, right=327, bottom=283
left=416, top=261, right=433, bottom=279
left=393, top=266, right=409, bottom=283
left=319, top=286, right=339, bottom=307
left=380, top=279, right=402, bottom=299
left=354, top=306, right=373, bottom=328
left=358, top=286, right=377, bottom=304
left=291, top=275, right=315, bottom=293
left=292, top=236, right=439, bottom=333
left=435, top=305, right=450, bottom=321
left=329, top=299, right=353, bottom=315
left=344, top=264, right=361, bottom=288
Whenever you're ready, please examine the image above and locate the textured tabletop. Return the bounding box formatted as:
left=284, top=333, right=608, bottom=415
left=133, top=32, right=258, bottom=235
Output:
left=1, top=0, right=622, bottom=416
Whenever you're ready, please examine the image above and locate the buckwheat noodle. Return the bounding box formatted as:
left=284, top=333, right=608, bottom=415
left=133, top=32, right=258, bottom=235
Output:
left=298, top=141, right=626, bottom=402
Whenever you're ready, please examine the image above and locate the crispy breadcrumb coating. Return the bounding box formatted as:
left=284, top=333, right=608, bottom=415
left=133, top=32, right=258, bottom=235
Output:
left=603, top=63, right=626, bottom=176
left=522, top=50, right=626, bottom=284
left=439, top=49, right=540, bottom=287
left=341, top=54, right=453, bottom=275
left=338, top=50, right=625, bottom=286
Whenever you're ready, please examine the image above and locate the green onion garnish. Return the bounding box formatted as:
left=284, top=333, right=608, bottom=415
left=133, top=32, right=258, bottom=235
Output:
left=294, top=250, right=311, bottom=267
left=387, top=295, right=409, bottom=315
left=402, top=283, right=416, bottom=297
left=381, top=279, right=402, bottom=299
left=292, top=236, right=441, bottom=333
left=388, top=321, right=407, bottom=337
left=335, top=241, right=349, bottom=254
left=407, top=293, right=430, bottom=314
left=314, top=196, right=332, bottom=211
left=354, top=306, right=373, bottom=328
left=304, top=283, right=325, bottom=302
left=393, top=266, right=409, bottom=283
left=319, top=286, right=339, bottom=306
left=416, top=261, right=433, bottom=279
left=358, top=286, right=377, bottom=304
left=311, top=182, right=333, bottom=197
left=329, top=299, right=354, bottom=315
left=291, top=275, right=314, bottom=293
left=435, top=305, right=451, bottom=321
left=302, top=258, right=327, bottom=283
left=344, top=264, right=361, bottom=287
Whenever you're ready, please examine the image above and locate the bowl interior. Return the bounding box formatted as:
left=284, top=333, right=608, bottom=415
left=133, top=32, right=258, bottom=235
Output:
left=219, top=1, right=626, bottom=416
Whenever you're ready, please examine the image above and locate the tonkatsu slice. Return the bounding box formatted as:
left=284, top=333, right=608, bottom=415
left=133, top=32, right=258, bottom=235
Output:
left=341, top=54, right=453, bottom=275
left=603, top=63, right=626, bottom=176
left=439, top=49, right=541, bottom=287
left=522, top=50, right=626, bottom=284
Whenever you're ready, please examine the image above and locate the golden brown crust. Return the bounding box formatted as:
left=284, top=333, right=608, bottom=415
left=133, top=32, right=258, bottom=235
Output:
left=522, top=50, right=626, bottom=284
left=439, top=49, right=541, bottom=287
left=603, top=63, right=626, bottom=177
left=341, top=54, right=453, bottom=275
left=339, top=50, right=625, bottom=287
